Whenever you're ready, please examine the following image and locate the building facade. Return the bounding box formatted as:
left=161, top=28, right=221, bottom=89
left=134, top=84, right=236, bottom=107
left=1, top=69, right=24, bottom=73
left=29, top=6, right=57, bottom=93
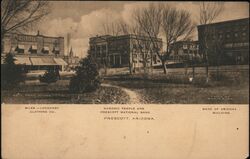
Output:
left=63, top=47, right=81, bottom=71
left=89, top=34, right=162, bottom=69
left=170, top=41, right=200, bottom=63
left=198, top=18, right=249, bottom=65
left=1, top=31, right=67, bottom=71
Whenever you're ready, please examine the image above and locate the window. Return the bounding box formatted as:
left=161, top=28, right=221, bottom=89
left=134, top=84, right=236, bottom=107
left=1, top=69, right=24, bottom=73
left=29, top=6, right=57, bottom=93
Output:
left=132, top=54, right=137, bottom=63
left=121, top=55, right=129, bottom=65
left=183, top=44, right=188, bottom=49
left=96, top=46, right=101, bottom=57
left=242, top=32, right=247, bottom=36
left=15, top=45, right=25, bottom=54
left=90, top=45, right=95, bottom=51
left=219, top=34, right=223, bottom=39
left=102, top=45, right=106, bottom=51
left=29, top=45, right=37, bottom=54
left=42, top=46, right=49, bottom=54
left=153, top=55, right=157, bottom=64
left=234, top=33, right=239, bottom=37
left=18, top=49, right=24, bottom=54
left=226, top=34, right=231, bottom=38
left=52, top=47, right=59, bottom=55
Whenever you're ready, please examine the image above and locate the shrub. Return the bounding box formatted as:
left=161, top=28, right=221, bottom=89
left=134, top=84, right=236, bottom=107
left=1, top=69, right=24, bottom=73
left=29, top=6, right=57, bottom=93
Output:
left=39, top=70, right=58, bottom=84
left=69, top=55, right=101, bottom=93
left=1, top=53, right=26, bottom=90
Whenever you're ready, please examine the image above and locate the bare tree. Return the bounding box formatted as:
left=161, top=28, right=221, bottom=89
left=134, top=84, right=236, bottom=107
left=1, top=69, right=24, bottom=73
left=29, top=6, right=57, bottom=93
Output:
left=1, top=0, right=50, bottom=52
left=162, top=5, right=195, bottom=74
left=100, top=17, right=153, bottom=75
left=199, top=2, right=224, bottom=83
left=130, top=27, right=153, bottom=75
left=132, top=4, right=164, bottom=73
left=209, top=28, right=225, bottom=80
left=100, top=12, right=125, bottom=36
left=101, top=20, right=123, bottom=36
left=98, top=19, right=129, bottom=74
left=117, top=11, right=158, bottom=75
left=133, top=4, right=195, bottom=74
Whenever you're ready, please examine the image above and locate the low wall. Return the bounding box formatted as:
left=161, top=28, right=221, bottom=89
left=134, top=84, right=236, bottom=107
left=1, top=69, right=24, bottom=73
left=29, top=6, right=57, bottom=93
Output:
left=103, top=65, right=249, bottom=76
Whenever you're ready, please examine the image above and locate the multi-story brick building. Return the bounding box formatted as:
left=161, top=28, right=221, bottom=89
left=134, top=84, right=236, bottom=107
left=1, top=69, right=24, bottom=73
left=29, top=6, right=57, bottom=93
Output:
left=1, top=31, right=67, bottom=71
left=88, top=34, right=162, bottom=70
left=198, top=18, right=249, bottom=65
left=170, top=41, right=200, bottom=63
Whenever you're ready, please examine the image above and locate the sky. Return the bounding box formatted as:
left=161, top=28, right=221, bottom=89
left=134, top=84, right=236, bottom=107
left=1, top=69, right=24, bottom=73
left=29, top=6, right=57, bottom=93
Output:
left=33, top=1, right=249, bottom=58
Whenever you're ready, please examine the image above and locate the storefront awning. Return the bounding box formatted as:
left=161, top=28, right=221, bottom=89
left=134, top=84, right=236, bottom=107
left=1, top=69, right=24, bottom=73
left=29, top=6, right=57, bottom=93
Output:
left=54, top=58, right=68, bottom=65
left=43, top=46, right=50, bottom=51
left=15, top=45, right=25, bottom=50
left=30, top=57, right=66, bottom=66
left=53, top=47, right=60, bottom=51
left=30, top=57, right=44, bottom=65
left=14, top=57, right=32, bottom=65
left=30, top=45, right=37, bottom=50
left=30, top=57, right=56, bottom=65
left=42, top=57, right=57, bottom=65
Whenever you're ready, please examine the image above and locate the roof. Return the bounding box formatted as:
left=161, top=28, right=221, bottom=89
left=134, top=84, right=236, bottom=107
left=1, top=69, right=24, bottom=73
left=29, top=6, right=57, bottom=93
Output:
left=90, top=34, right=162, bottom=43
left=197, top=18, right=249, bottom=28
left=4, top=32, right=64, bottom=39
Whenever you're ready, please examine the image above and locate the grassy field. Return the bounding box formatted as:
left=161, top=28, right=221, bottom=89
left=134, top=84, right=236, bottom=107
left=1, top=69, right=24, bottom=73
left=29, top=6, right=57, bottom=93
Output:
left=2, top=80, right=129, bottom=104
left=2, top=66, right=249, bottom=104
left=104, top=70, right=249, bottom=104
left=105, top=80, right=248, bottom=104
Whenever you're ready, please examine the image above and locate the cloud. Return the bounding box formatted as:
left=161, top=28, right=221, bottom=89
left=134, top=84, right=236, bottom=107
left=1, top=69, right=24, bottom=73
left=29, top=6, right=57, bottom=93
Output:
left=76, top=8, right=122, bottom=39
left=38, top=8, right=122, bottom=58
left=39, top=17, right=78, bottom=37
left=37, top=2, right=249, bottom=58
left=121, top=2, right=150, bottom=25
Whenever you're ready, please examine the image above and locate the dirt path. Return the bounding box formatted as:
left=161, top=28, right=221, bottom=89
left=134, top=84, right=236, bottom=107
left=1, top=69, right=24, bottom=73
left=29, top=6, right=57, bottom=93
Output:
left=101, top=83, right=143, bottom=104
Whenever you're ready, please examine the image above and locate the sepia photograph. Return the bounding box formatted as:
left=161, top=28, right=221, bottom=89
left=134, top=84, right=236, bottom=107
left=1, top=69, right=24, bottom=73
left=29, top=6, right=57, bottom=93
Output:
left=1, top=1, right=249, bottom=159
left=1, top=1, right=249, bottom=104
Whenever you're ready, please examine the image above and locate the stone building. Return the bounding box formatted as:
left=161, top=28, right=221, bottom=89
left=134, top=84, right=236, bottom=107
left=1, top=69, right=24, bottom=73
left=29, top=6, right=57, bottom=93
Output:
left=198, top=18, right=249, bottom=65
left=1, top=31, right=67, bottom=71
left=88, top=34, right=162, bottom=70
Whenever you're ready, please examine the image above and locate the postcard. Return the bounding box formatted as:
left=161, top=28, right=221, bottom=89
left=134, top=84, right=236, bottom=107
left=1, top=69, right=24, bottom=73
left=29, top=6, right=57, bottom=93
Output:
left=1, top=1, right=249, bottom=159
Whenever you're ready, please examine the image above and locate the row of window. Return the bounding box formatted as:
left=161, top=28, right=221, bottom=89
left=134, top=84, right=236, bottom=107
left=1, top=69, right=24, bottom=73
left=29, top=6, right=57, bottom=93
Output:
left=90, top=45, right=107, bottom=50
left=15, top=47, right=60, bottom=54
left=182, top=44, right=199, bottom=49
left=212, top=31, right=248, bottom=40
